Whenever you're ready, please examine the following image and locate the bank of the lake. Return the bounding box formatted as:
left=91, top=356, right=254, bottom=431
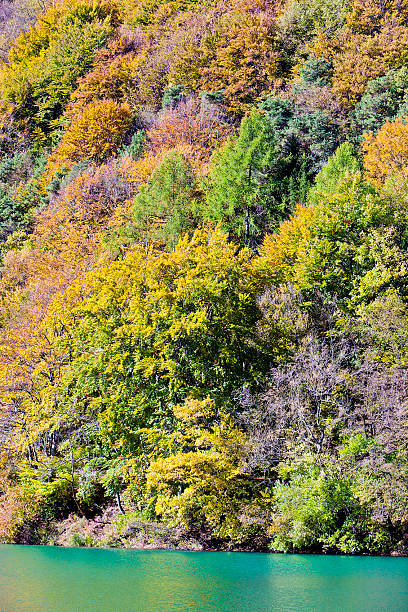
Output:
left=1, top=546, right=408, bottom=612
left=15, top=506, right=407, bottom=556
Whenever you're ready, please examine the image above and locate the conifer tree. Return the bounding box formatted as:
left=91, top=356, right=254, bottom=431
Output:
left=132, top=151, right=199, bottom=248
left=204, top=111, right=282, bottom=247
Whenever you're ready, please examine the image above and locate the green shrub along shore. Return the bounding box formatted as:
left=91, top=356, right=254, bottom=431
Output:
left=0, top=0, right=408, bottom=555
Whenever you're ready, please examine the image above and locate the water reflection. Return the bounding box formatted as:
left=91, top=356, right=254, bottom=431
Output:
left=0, top=546, right=407, bottom=612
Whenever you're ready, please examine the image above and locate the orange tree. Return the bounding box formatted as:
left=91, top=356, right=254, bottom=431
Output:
left=363, top=117, right=408, bottom=186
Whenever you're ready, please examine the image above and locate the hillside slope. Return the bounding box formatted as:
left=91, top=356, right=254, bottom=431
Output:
left=0, top=0, right=407, bottom=554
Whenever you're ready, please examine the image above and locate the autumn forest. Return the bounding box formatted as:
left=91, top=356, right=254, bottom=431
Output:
left=0, top=0, right=407, bottom=554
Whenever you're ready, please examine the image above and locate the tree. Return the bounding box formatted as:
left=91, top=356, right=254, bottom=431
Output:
left=146, top=98, right=232, bottom=168
left=347, top=0, right=408, bottom=35
left=308, top=142, right=361, bottom=203
left=132, top=150, right=200, bottom=248
left=261, top=93, right=342, bottom=181
left=31, top=226, right=269, bottom=458
left=363, top=116, right=408, bottom=185
left=323, top=25, right=408, bottom=106
left=1, top=0, right=116, bottom=140
left=351, top=67, right=408, bottom=141
left=44, top=100, right=132, bottom=183
left=147, top=401, right=264, bottom=545
left=255, top=147, right=408, bottom=307
left=168, top=3, right=278, bottom=116
left=204, top=111, right=283, bottom=247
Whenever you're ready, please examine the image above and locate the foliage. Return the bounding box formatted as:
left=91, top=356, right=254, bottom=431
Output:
left=0, top=226, right=268, bottom=494
left=45, top=99, right=132, bottom=181
left=255, top=146, right=408, bottom=307
left=147, top=408, right=264, bottom=544
left=363, top=117, right=408, bottom=185
left=132, top=151, right=199, bottom=248
left=261, top=94, right=341, bottom=174
left=351, top=68, right=408, bottom=141
left=1, top=0, right=408, bottom=554
left=270, top=451, right=389, bottom=554
left=168, top=1, right=279, bottom=116
left=1, top=0, right=116, bottom=140
left=204, top=111, right=282, bottom=247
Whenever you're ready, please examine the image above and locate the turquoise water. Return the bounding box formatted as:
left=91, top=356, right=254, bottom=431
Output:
left=0, top=546, right=407, bottom=611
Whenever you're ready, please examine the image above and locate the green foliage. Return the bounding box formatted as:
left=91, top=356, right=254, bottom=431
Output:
left=162, top=85, right=185, bottom=109
left=2, top=3, right=115, bottom=140
left=357, top=289, right=408, bottom=364
left=261, top=95, right=341, bottom=174
left=257, top=147, right=408, bottom=308
left=351, top=67, right=408, bottom=141
left=119, top=129, right=146, bottom=159
left=50, top=227, right=269, bottom=453
left=299, top=56, right=333, bottom=86
left=271, top=449, right=390, bottom=554
left=2, top=0, right=408, bottom=554
left=308, top=142, right=361, bottom=202
left=204, top=111, right=287, bottom=247
left=132, top=151, right=200, bottom=248
left=0, top=151, right=47, bottom=238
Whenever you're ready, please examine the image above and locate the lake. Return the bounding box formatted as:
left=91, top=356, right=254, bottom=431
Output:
left=0, top=546, right=407, bottom=611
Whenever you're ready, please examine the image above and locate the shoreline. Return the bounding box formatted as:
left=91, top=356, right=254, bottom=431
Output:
left=7, top=505, right=407, bottom=557
left=2, top=542, right=407, bottom=557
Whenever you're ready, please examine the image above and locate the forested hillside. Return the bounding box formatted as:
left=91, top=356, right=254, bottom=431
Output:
left=0, top=0, right=407, bottom=554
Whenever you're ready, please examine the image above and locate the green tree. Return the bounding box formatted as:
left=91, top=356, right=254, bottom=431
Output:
left=308, top=142, right=361, bottom=203
left=204, top=111, right=282, bottom=247
left=45, top=226, right=269, bottom=454
left=256, top=147, right=408, bottom=307
left=351, top=67, right=408, bottom=142
left=270, top=446, right=389, bottom=554
left=132, top=151, right=200, bottom=249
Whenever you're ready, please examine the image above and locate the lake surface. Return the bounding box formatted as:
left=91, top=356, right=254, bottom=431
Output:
left=0, top=546, right=407, bottom=612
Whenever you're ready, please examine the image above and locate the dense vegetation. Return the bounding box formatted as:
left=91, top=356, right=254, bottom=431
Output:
left=0, top=0, right=407, bottom=554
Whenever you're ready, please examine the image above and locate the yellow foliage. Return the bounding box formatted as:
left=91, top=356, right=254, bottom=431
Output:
left=254, top=204, right=315, bottom=288
left=66, top=36, right=139, bottom=115
left=173, top=397, right=216, bottom=422
left=171, top=8, right=278, bottom=115
left=312, top=18, right=408, bottom=106
left=146, top=415, right=251, bottom=539
left=346, top=0, right=408, bottom=34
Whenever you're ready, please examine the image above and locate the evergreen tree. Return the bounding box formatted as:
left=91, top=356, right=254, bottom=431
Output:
left=132, top=151, right=199, bottom=249
left=204, top=111, right=283, bottom=247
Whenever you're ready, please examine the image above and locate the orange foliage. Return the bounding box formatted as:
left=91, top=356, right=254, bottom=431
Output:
left=0, top=158, right=142, bottom=452
left=170, top=5, right=278, bottom=115
left=122, top=0, right=278, bottom=115
left=44, top=99, right=132, bottom=185
left=146, top=98, right=233, bottom=169
left=67, top=35, right=143, bottom=114
left=347, top=0, right=408, bottom=34
left=363, top=117, right=408, bottom=186
left=0, top=159, right=138, bottom=331
left=313, top=26, right=408, bottom=105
